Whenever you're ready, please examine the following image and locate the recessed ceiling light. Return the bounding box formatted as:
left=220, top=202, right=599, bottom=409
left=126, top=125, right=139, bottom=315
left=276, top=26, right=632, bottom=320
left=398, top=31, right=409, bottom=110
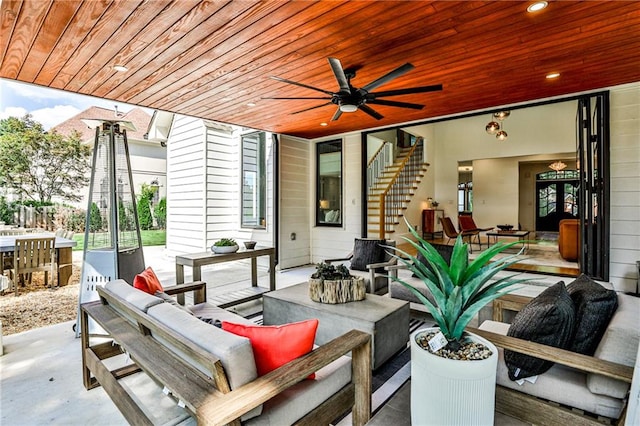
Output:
left=246, top=102, right=256, bottom=107
left=546, top=72, right=560, bottom=79
left=527, top=1, right=548, bottom=13
left=320, top=122, right=328, bottom=126
left=113, top=65, right=128, bottom=72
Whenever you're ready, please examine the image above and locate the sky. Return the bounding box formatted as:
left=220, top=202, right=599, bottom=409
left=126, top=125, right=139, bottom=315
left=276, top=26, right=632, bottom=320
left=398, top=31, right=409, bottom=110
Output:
left=0, top=78, right=150, bottom=130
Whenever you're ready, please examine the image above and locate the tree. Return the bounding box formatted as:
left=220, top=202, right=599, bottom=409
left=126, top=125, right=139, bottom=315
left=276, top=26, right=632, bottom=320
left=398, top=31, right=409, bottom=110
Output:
left=0, top=114, right=91, bottom=203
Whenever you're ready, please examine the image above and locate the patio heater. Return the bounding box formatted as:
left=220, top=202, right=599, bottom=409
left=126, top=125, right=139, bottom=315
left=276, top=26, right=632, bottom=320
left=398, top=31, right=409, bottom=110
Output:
left=75, top=120, right=145, bottom=336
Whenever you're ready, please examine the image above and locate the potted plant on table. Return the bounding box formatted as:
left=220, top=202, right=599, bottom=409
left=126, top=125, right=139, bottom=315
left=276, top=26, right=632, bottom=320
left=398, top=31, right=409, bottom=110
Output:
left=308, top=262, right=366, bottom=304
left=389, top=223, right=529, bottom=425
left=211, top=238, right=239, bottom=254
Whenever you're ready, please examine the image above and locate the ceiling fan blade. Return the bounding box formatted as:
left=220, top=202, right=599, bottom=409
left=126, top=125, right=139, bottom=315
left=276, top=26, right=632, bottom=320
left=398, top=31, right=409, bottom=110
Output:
left=361, top=63, right=415, bottom=92
left=328, top=57, right=351, bottom=94
left=291, top=102, right=334, bottom=115
left=270, top=76, right=334, bottom=96
left=370, top=84, right=443, bottom=97
left=367, top=99, right=424, bottom=110
left=263, top=96, right=331, bottom=100
left=331, top=107, right=343, bottom=121
left=358, top=104, right=383, bottom=120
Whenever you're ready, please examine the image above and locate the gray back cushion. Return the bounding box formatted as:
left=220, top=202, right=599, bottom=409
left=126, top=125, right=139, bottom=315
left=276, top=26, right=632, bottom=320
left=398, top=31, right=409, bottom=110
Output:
left=350, top=238, right=385, bottom=271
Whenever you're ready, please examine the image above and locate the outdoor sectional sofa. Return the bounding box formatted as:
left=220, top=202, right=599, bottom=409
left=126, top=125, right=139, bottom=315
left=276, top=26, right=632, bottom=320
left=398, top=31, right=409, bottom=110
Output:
left=80, top=279, right=372, bottom=425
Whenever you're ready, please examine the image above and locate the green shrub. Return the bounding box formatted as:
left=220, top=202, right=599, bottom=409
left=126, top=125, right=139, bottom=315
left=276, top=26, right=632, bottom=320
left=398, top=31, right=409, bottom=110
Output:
left=154, top=197, right=166, bottom=229
left=137, top=196, right=152, bottom=230
left=89, top=202, right=102, bottom=232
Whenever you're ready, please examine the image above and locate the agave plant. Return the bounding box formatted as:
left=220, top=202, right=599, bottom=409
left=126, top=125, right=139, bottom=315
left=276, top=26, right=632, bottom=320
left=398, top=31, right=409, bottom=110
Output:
left=390, top=223, right=530, bottom=349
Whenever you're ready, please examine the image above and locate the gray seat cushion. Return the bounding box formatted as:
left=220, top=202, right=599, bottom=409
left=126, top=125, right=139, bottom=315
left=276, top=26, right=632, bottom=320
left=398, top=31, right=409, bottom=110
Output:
left=480, top=321, right=624, bottom=419
left=245, top=354, right=351, bottom=425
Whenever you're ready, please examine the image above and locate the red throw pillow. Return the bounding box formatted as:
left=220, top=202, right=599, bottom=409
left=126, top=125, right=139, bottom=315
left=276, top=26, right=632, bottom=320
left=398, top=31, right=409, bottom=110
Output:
left=133, top=267, right=163, bottom=295
left=222, top=319, right=319, bottom=378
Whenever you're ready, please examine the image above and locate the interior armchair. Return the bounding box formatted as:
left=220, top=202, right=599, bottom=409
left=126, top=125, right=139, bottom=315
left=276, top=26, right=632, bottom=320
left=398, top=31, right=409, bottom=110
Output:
left=458, top=215, right=493, bottom=248
left=325, top=238, right=396, bottom=295
left=441, top=217, right=479, bottom=252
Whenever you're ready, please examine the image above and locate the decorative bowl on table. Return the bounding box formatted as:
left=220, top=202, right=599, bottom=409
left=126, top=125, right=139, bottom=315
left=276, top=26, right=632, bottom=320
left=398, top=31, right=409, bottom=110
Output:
left=496, top=224, right=514, bottom=231
left=212, top=244, right=239, bottom=254
left=244, top=241, right=257, bottom=249
left=211, top=238, right=239, bottom=253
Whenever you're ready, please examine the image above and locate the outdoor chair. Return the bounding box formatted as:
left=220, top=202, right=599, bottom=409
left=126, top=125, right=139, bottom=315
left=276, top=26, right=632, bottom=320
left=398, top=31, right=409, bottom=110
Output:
left=12, top=237, right=56, bottom=296
left=440, top=216, right=479, bottom=252
left=458, top=215, right=492, bottom=248
left=325, top=238, right=396, bottom=294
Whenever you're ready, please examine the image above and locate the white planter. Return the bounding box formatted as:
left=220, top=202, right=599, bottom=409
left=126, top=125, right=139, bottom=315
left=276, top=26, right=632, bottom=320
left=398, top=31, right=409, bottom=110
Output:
left=411, top=327, right=498, bottom=426
left=211, top=244, right=239, bottom=254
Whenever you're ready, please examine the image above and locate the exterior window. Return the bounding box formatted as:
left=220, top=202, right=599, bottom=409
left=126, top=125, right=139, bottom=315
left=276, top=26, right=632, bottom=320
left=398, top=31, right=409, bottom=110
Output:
left=317, top=140, right=342, bottom=226
left=241, top=132, right=266, bottom=228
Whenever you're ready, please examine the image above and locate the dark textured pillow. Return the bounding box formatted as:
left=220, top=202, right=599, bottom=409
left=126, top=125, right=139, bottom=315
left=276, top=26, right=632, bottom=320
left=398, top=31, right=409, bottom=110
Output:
left=350, top=238, right=385, bottom=271
left=566, top=274, right=618, bottom=355
left=412, top=244, right=454, bottom=277
left=505, top=281, right=575, bottom=381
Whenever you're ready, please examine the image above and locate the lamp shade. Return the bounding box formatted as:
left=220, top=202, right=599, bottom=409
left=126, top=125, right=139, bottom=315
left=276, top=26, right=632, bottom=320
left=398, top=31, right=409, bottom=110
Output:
left=496, top=130, right=508, bottom=141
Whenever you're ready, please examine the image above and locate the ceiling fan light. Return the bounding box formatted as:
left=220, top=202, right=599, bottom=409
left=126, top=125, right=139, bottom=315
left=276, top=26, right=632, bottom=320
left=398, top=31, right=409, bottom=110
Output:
left=496, top=130, right=508, bottom=141
left=486, top=121, right=500, bottom=134
left=339, top=103, right=358, bottom=113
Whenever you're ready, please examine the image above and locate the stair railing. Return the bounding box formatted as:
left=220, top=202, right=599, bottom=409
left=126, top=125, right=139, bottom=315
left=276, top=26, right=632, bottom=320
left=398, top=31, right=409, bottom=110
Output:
left=377, top=137, right=425, bottom=238
left=367, top=141, right=393, bottom=193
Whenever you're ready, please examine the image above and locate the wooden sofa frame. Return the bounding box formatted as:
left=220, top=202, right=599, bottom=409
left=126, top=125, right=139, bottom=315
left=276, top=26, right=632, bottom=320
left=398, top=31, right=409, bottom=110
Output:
left=471, top=294, right=635, bottom=426
left=81, top=281, right=372, bottom=426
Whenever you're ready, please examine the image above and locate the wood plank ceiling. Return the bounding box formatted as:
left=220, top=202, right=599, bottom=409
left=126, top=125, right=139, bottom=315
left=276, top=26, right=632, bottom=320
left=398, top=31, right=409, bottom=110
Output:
left=1, top=1, right=639, bottom=139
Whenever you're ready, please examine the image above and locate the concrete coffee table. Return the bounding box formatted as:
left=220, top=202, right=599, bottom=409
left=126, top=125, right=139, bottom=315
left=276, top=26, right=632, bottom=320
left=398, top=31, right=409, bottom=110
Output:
left=263, top=282, right=410, bottom=369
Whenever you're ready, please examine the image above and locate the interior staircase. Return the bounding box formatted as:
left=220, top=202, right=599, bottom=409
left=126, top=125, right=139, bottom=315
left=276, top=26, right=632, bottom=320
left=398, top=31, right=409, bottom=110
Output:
left=367, top=133, right=429, bottom=239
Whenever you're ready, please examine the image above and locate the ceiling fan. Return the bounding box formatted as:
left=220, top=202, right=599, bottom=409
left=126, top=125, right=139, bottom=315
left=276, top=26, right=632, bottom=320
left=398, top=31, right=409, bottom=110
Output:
left=264, top=57, right=442, bottom=121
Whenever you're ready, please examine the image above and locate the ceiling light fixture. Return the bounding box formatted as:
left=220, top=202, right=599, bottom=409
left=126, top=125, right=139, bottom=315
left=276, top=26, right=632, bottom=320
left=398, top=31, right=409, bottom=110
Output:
left=546, top=72, right=560, bottom=79
left=246, top=102, right=256, bottom=107
left=113, top=64, right=128, bottom=72
left=493, top=111, right=510, bottom=120
left=485, top=120, right=500, bottom=134
left=527, top=1, right=548, bottom=13
left=339, top=103, right=358, bottom=113
left=549, top=160, right=567, bottom=171
left=486, top=111, right=510, bottom=140
left=320, top=122, right=328, bottom=126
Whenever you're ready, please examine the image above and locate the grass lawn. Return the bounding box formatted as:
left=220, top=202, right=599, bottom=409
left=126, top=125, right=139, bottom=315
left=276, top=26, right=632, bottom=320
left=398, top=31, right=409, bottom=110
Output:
left=72, top=229, right=166, bottom=250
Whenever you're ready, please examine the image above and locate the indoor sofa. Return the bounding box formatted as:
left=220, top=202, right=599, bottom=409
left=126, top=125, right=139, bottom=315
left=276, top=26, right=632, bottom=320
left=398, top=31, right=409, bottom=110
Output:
left=81, top=279, right=372, bottom=425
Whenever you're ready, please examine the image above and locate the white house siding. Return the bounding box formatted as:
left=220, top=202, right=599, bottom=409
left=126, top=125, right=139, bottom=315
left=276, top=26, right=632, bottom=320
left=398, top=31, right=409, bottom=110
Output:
left=204, top=123, right=239, bottom=245
left=166, top=116, right=207, bottom=254
left=166, top=117, right=275, bottom=273
left=609, top=83, right=640, bottom=293
left=278, top=135, right=311, bottom=269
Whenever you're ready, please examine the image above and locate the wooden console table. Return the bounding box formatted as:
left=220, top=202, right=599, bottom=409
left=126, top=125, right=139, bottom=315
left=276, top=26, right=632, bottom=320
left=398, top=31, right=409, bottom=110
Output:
left=175, top=246, right=276, bottom=307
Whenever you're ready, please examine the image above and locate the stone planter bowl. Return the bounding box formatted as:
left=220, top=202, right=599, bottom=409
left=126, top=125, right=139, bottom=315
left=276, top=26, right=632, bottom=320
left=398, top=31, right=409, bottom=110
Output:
left=211, top=244, right=239, bottom=254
